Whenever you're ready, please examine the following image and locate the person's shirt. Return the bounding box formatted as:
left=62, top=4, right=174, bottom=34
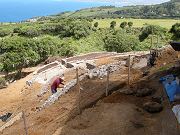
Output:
left=51, top=78, right=63, bottom=90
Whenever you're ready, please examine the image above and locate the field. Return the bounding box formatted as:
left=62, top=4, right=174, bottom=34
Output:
left=93, top=18, right=180, bottom=29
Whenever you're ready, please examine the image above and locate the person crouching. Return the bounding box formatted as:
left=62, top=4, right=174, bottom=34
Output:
left=51, top=76, right=64, bottom=94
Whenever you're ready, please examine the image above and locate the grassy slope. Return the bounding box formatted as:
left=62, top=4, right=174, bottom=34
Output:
left=55, top=0, right=179, bottom=19
left=56, top=7, right=118, bottom=18
left=72, top=30, right=106, bottom=55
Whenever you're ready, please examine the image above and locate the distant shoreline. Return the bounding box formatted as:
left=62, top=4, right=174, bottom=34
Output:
left=0, top=1, right=114, bottom=23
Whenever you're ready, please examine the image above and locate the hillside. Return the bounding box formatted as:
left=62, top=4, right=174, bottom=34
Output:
left=51, top=0, right=180, bottom=19
left=0, top=46, right=180, bottom=135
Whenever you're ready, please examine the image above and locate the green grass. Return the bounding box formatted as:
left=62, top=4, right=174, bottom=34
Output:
left=64, top=7, right=121, bottom=18
left=73, top=30, right=106, bottom=54
left=93, top=18, right=180, bottom=29
left=158, top=64, right=174, bottom=72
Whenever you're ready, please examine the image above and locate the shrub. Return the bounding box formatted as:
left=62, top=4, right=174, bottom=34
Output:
left=57, top=39, right=77, bottom=57
left=170, top=23, right=180, bottom=40
left=94, top=22, right=99, bottom=28
left=110, top=21, right=116, bottom=29
left=0, top=28, right=12, bottom=37
left=13, top=27, right=21, bottom=33
left=139, top=25, right=167, bottom=42
left=19, top=26, right=40, bottom=37
left=120, top=22, right=128, bottom=29
left=128, top=22, right=133, bottom=27
left=70, top=20, right=92, bottom=39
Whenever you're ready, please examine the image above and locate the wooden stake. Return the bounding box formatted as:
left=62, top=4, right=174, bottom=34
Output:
left=106, top=67, right=110, bottom=96
left=76, top=68, right=81, bottom=114
left=128, top=55, right=131, bottom=88
left=22, top=111, right=28, bottom=135
left=157, top=35, right=159, bottom=44
left=151, top=35, right=153, bottom=49
left=44, top=71, right=47, bottom=81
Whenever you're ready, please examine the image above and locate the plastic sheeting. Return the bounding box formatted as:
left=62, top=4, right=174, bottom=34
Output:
left=160, top=75, right=180, bottom=102
left=172, top=105, right=180, bottom=124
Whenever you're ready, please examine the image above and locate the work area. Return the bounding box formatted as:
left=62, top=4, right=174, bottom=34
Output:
left=0, top=45, right=180, bottom=135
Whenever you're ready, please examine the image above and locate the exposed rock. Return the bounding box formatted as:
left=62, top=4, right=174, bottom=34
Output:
left=86, top=63, right=96, bottom=70
left=61, top=59, right=67, bottom=65
left=66, top=63, right=74, bottom=68
left=136, top=88, right=153, bottom=97
left=132, top=58, right=148, bottom=69
left=0, top=113, right=12, bottom=122
left=0, top=112, right=22, bottom=133
left=143, top=102, right=163, bottom=113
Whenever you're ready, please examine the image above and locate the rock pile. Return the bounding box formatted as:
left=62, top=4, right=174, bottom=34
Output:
left=88, top=62, right=121, bottom=79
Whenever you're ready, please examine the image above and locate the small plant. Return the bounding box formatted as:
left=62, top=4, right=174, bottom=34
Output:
left=0, top=77, right=7, bottom=89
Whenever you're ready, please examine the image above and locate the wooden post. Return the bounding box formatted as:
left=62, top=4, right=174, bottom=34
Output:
left=44, top=71, right=47, bottom=81
left=151, top=35, right=153, bottom=49
left=156, top=35, right=159, bottom=49
left=22, top=111, right=28, bottom=135
left=157, top=35, right=159, bottom=44
left=106, top=67, right=110, bottom=96
left=76, top=68, right=81, bottom=114
left=128, top=55, right=131, bottom=88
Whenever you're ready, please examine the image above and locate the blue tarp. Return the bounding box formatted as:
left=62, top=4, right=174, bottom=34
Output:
left=160, top=75, right=180, bottom=102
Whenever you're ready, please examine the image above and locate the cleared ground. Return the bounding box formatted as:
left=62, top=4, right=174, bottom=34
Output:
left=0, top=46, right=180, bottom=135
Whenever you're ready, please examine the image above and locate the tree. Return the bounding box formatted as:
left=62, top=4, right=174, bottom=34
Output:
left=104, top=31, right=140, bottom=53
left=94, top=22, right=99, bottom=28
left=54, top=19, right=92, bottom=39
left=128, top=22, right=133, bottom=27
left=139, top=25, right=167, bottom=42
left=170, top=23, right=180, bottom=40
left=0, top=37, right=40, bottom=73
left=70, top=20, right=92, bottom=39
left=110, top=21, right=116, bottom=29
left=120, top=22, right=128, bottom=29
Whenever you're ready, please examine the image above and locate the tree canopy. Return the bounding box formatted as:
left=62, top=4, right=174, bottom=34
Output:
left=139, top=25, right=167, bottom=42
left=104, top=30, right=140, bottom=53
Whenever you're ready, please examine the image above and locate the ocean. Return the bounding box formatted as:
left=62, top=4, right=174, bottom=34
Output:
left=0, top=1, right=114, bottom=22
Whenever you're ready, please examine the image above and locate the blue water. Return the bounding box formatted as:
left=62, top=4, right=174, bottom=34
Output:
left=0, top=0, right=114, bottom=22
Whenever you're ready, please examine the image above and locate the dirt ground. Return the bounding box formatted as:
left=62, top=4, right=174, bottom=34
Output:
left=54, top=65, right=180, bottom=135
left=0, top=47, right=180, bottom=135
